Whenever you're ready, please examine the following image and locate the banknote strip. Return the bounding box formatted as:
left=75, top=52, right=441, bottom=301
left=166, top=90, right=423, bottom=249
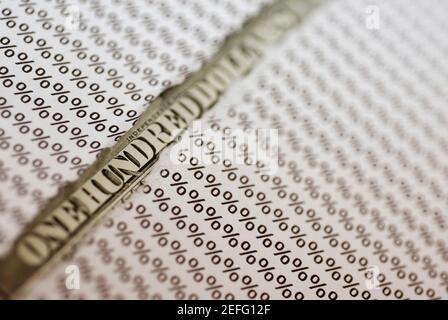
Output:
left=0, top=0, right=324, bottom=298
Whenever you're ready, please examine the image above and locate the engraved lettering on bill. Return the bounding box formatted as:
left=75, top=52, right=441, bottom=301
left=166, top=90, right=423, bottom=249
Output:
left=0, top=0, right=323, bottom=298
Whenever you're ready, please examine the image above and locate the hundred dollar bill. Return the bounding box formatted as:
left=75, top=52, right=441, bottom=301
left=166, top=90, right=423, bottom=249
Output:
left=0, top=0, right=323, bottom=298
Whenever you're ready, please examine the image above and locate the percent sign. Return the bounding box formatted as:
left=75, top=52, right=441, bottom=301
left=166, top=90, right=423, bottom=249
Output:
left=51, top=82, right=69, bottom=104
left=34, top=37, right=54, bottom=59
left=50, top=54, right=70, bottom=74
left=289, top=224, right=307, bottom=248
left=124, top=54, right=141, bottom=73
left=0, top=96, right=12, bottom=119
left=87, top=54, right=105, bottom=74
left=160, top=53, right=175, bottom=72
left=11, top=175, right=28, bottom=196
left=422, top=256, right=438, bottom=279
left=33, top=67, right=52, bottom=88
left=114, top=257, right=131, bottom=282
left=53, top=25, right=72, bottom=46
left=69, top=127, right=89, bottom=148
left=124, top=26, right=140, bottom=46
left=97, top=238, right=114, bottom=264
left=1, top=8, right=18, bottom=28
left=12, top=143, right=30, bottom=165
left=133, top=239, right=150, bottom=265
left=187, top=258, right=205, bottom=282
left=106, top=96, right=126, bottom=117
left=321, top=192, right=337, bottom=215
left=31, top=189, right=45, bottom=207
left=151, top=222, right=170, bottom=247
left=106, top=40, right=123, bottom=60
left=70, top=39, right=88, bottom=59
left=107, top=123, right=132, bottom=144
left=50, top=142, right=69, bottom=163
left=288, top=192, right=304, bottom=215
left=142, top=40, right=157, bottom=59
left=132, top=276, right=149, bottom=300
left=405, top=240, right=421, bottom=262
left=186, top=224, right=205, bottom=247
left=152, top=188, right=171, bottom=212
left=69, top=156, right=89, bottom=176
left=124, top=82, right=142, bottom=102
left=304, top=177, right=320, bottom=198
left=69, top=68, right=88, bottom=89
left=88, top=26, right=106, bottom=46
left=107, top=13, right=122, bottom=32
left=0, top=160, right=10, bottom=181
left=12, top=112, right=31, bottom=134
left=240, top=275, right=258, bottom=299
left=0, top=37, right=17, bottom=60
left=0, top=66, right=15, bottom=89
left=115, top=221, right=133, bottom=246
left=142, top=67, right=159, bottom=86
left=151, top=258, right=168, bottom=282
left=0, top=128, right=12, bottom=150
left=133, top=204, right=152, bottom=229
left=31, top=158, right=49, bottom=179
left=88, top=83, right=106, bottom=104
left=14, top=80, right=33, bottom=103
